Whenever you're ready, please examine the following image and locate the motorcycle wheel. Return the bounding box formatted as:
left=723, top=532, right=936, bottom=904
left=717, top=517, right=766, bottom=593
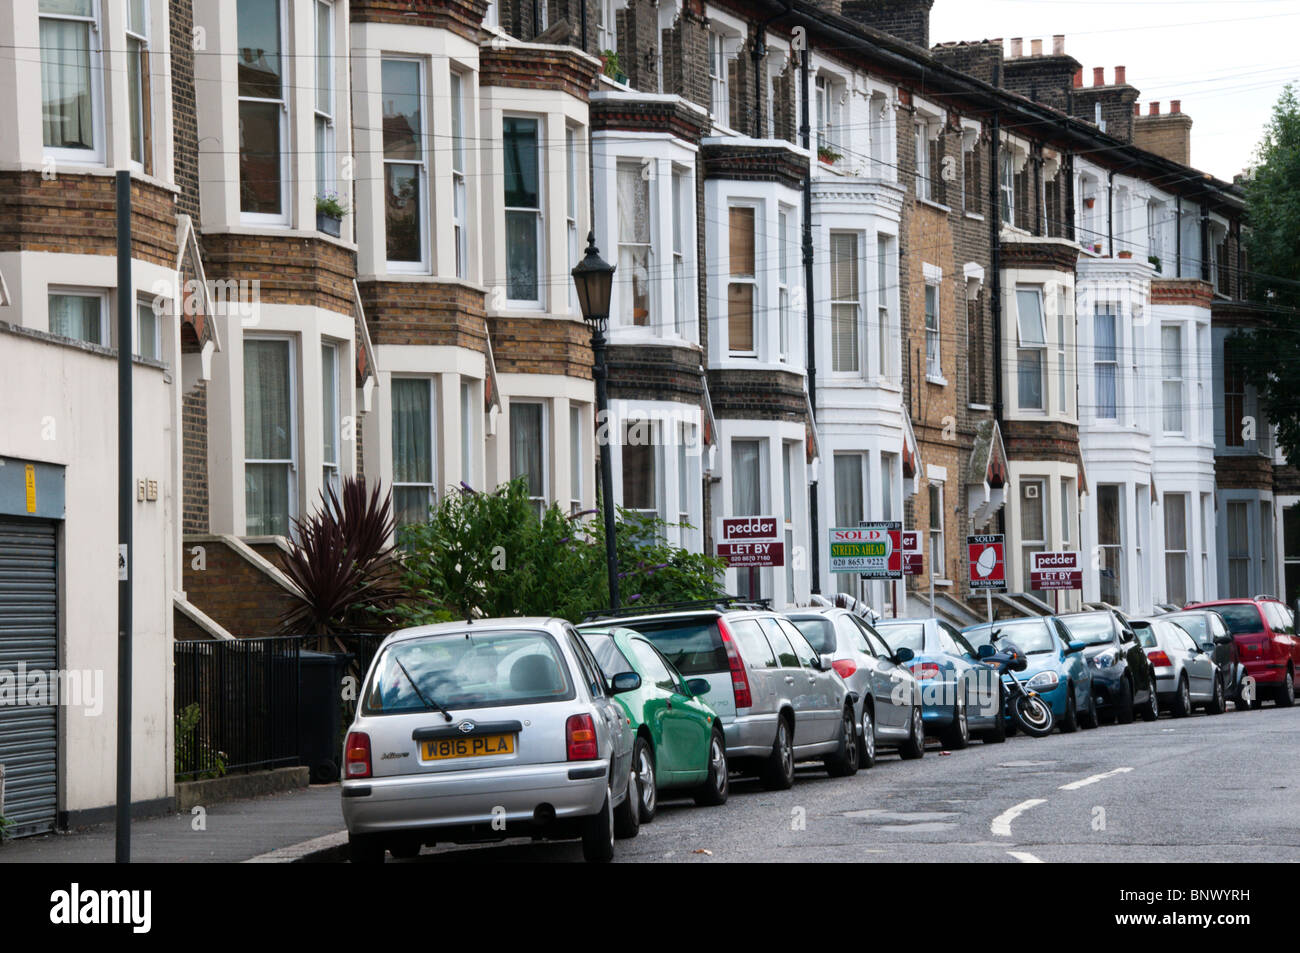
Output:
left=1012, top=693, right=1055, bottom=737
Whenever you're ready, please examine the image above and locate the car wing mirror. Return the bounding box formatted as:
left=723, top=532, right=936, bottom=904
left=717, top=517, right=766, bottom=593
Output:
left=1065, top=640, right=1087, bottom=654
left=893, top=647, right=915, bottom=665
left=1213, top=634, right=1233, bottom=646
left=976, top=643, right=995, bottom=659
left=610, top=671, right=641, bottom=695
left=685, top=677, right=711, bottom=697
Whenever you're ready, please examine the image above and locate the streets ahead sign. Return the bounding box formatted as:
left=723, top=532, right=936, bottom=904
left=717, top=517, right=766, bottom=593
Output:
left=830, top=523, right=902, bottom=579
left=967, top=534, right=1007, bottom=591
left=1030, top=551, right=1083, bottom=590
left=717, top=516, right=784, bottom=568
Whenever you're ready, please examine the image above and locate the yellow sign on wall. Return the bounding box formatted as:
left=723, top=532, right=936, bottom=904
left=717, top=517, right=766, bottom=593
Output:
left=24, top=464, right=36, bottom=513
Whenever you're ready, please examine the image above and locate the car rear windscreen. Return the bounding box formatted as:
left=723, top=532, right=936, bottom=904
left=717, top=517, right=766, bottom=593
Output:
left=1164, top=614, right=1208, bottom=641
left=1213, top=604, right=1264, bottom=635
left=622, top=618, right=727, bottom=676
left=363, top=630, right=574, bottom=714
left=874, top=622, right=925, bottom=654
left=788, top=617, right=836, bottom=654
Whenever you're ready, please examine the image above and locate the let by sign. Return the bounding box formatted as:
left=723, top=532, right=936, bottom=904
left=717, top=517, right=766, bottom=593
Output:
left=717, top=540, right=785, bottom=568
left=901, top=530, right=923, bottom=576
left=1030, top=551, right=1083, bottom=591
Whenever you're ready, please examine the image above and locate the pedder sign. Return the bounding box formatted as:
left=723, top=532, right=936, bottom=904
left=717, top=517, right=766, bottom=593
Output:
left=1029, top=551, right=1083, bottom=590
left=717, top=516, right=784, bottom=568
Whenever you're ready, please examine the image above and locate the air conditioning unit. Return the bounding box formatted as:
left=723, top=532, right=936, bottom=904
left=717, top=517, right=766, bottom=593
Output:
left=1024, top=484, right=1039, bottom=499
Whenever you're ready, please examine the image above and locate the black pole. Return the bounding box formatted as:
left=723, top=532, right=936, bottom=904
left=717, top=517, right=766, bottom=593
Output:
left=115, top=169, right=133, bottom=863
left=990, top=106, right=1004, bottom=423
left=592, top=326, right=620, bottom=611
left=800, top=41, right=820, bottom=596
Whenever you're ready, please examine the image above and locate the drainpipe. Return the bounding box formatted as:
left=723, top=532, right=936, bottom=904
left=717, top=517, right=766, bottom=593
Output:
left=990, top=103, right=1003, bottom=424
left=1200, top=201, right=1211, bottom=283
left=580, top=0, right=587, bottom=51
left=800, top=26, right=820, bottom=595
left=1176, top=195, right=1183, bottom=278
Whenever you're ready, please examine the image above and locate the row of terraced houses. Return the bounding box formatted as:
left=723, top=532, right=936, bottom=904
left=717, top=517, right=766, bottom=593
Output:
left=0, top=0, right=1295, bottom=832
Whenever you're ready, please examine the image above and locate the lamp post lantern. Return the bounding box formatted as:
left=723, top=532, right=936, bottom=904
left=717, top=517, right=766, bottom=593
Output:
left=571, top=232, right=620, bottom=611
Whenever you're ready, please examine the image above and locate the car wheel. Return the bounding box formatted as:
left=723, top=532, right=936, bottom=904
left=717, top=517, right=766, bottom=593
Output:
left=1116, top=675, right=1136, bottom=724
left=826, top=706, right=860, bottom=777
left=1206, top=674, right=1226, bottom=715
left=1172, top=674, right=1191, bottom=718
left=1140, top=675, right=1160, bottom=722
left=582, top=785, right=616, bottom=862
left=1079, top=688, right=1099, bottom=729
left=388, top=837, right=422, bottom=860
left=1059, top=685, right=1079, bottom=733
left=859, top=704, right=877, bottom=770
left=761, top=717, right=795, bottom=790
left=613, top=760, right=641, bottom=840
left=898, top=704, right=926, bottom=759
left=1276, top=668, right=1296, bottom=708
left=348, top=832, right=386, bottom=865
left=694, top=728, right=729, bottom=806
left=629, top=738, right=656, bottom=824
left=940, top=693, right=970, bottom=750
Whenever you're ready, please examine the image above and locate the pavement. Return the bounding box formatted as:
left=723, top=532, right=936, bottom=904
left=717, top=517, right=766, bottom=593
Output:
left=0, top=783, right=346, bottom=863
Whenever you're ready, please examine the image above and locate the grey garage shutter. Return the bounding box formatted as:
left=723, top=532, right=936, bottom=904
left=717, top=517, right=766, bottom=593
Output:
left=0, top=519, right=58, bottom=837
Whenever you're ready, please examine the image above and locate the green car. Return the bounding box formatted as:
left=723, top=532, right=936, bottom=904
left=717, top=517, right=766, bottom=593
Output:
left=579, top=626, right=729, bottom=821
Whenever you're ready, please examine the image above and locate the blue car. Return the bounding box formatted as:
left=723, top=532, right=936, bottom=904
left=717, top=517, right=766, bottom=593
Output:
left=963, top=616, right=1097, bottom=733
left=875, top=617, right=1004, bottom=748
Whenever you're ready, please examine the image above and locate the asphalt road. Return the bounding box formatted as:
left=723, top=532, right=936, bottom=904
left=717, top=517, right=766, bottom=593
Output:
left=394, top=701, right=1300, bottom=863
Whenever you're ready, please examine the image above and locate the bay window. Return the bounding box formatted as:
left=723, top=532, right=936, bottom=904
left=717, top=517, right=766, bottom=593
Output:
left=504, top=117, right=542, bottom=305
left=1162, top=325, right=1185, bottom=434
left=878, top=235, right=895, bottom=382
left=237, top=0, right=288, bottom=221
left=673, top=170, right=689, bottom=338
left=391, top=377, right=435, bottom=527
left=452, top=73, right=469, bottom=279
left=622, top=421, right=660, bottom=520
left=321, top=342, right=340, bottom=494
left=830, top=232, right=860, bottom=373
left=1227, top=500, right=1250, bottom=596
left=570, top=405, right=583, bottom=513
left=244, top=338, right=296, bottom=537
left=1097, top=484, right=1123, bottom=605
left=461, top=380, right=476, bottom=487
left=1016, top=287, right=1046, bottom=410
left=727, top=206, right=757, bottom=354
left=40, top=0, right=101, bottom=160
left=777, top=207, right=791, bottom=361
left=708, top=31, right=728, bottom=126
left=126, top=0, right=151, bottom=170
left=834, top=453, right=865, bottom=595
left=1165, top=493, right=1188, bottom=605
left=566, top=126, right=578, bottom=311
left=510, top=401, right=547, bottom=516
left=1094, top=309, right=1118, bottom=419
left=382, top=58, right=427, bottom=269
left=732, top=440, right=763, bottom=599
left=1020, top=479, right=1047, bottom=596
left=314, top=0, right=335, bottom=196
left=616, top=163, right=653, bottom=326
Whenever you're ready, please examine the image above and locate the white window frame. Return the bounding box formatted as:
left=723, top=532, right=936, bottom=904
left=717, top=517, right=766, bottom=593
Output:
left=679, top=422, right=696, bottom=529
left=313, top=0, right=335, bottom=199
left=391, top=376, right=437, bottom=525
left=726, top=202, right=760, bottom=356
left=877, top=234, right=896, bottom=383
left=616, top=159, right=655, bottom=328
left=924, top=274, right=941, bottom=381
left=566, top=125, right=579, bottom=312
left=596, top=0, right=617, bottom=56
left=1000, top=150, right=1015, bottom=226
left=510, top=399, right=549, bottom=514
left=673, top=168, right=690, bottom=340
left=238, top=0, right=291, bottom=226
left=461, top=378, right=477, bottom=488
left=777, top=206, right=791, bottom=362
left=321, top=340, right=341, bottom=493
left=1097, top=484, right=1125, bottom=606
left=136, top=295, right=161, bottom=360
left=48, top=287, right=109, bottom=345
left=503, top=114, right=544, bottom=309
left=1094, top=307, right=1119, bottom=420
left=244, top=334, right=299, bottom=535
left=621, top=418, right=663, bottom=522
left=1015, top=286, right=1047, bottom=412
left=1162, top=324, right=1185, bottom=435
left=830, top=230, right=862, bottom=375
left=40, top=0, right=105, bottom=165
left=915, top=121, right=932, bottom=200
left=708, top=30, right=729, bottom=127
left=126, top=0, right=151, bottom=172
left=383, top=56, right=430, bottom=273
left=929, top=480, right=945, bottom=581
left=570, top=403, right=584, bottom=514
left=451, top=71, right=469, bottom=280
left=1020, top=478, right=1048, bottom=592
left=1164, top=492, right=1189, bottom=605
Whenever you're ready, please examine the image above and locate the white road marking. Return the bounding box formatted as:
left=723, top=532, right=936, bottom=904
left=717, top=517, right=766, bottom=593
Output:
left=1058, top=767, right=1134, bottom=791
left=991, top=798, right=1047, bottom=836
left=1007, top=850, right=1044, bottom=863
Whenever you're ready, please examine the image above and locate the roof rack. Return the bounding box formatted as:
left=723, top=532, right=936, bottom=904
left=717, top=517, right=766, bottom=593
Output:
left=580, top=595, right=771, bottom=623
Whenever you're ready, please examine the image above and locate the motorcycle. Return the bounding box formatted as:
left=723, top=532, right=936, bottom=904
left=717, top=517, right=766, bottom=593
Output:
left=977, top=631, right=1055, bottom=737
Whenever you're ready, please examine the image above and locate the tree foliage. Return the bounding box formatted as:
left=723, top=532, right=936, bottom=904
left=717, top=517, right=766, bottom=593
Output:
left=392, top=479, right=726, bottom=625
left=1237, top=84, right=1300, bottom=460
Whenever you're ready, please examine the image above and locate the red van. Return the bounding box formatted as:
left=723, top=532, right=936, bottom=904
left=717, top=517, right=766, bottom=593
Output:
left=1185, top=598, right=1298, bottom=708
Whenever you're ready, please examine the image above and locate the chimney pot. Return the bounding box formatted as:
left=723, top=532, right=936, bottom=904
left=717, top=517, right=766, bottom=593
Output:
left=1031, top=38, right=1043, bottom=56
left=1010, top=38, right=1023, bottom=57
left=1053, top=35, right=1065, bottom=55
left=1171, top=100, right=1182, bottom=114
left=1115, top=65, right=1126, bottom=85
left=1134, top=103, right=1141, bottom=117
left=1073, top=68, right=1083, bottom=88
left=1150, top=102, right=1160, bottom=115
left=1093, top=67, right=1105, bottom=86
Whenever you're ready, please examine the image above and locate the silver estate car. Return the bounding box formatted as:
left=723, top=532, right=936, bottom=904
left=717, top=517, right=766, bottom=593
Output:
left=1133, top=617, right=1222, bottom=717
left=341, top=618, right=639, bottom=863
left=584, top=604, right=858, bottom=789
left=786, top=607, right=925, bottom=767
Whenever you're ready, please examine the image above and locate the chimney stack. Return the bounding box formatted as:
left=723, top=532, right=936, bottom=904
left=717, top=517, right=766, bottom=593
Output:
left=1093, top=67, right=1105, bottom=86
left=1171, top=100, right=1181, bottom=114
left=1149, top=102, right=1160, bottom=115
left=1010, top=37, right=1023, bottom=57
left=1031, top=38, right=1043, bottom=56
left=1115, top=65, right=1126, bottom=85
left=1134, top=97, right=1193, bottom=165
left=1053, top=35, right=1065, bottom=55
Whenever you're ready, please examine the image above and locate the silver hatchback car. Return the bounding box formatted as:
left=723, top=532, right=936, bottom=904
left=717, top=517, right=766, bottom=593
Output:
left=1134, top=617, right=1222, bottom=717
left=341, top=618, right=639, bottom=863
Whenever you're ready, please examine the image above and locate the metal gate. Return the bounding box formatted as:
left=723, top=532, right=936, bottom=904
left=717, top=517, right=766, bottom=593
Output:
left=0, top=519, right=58, bottom=837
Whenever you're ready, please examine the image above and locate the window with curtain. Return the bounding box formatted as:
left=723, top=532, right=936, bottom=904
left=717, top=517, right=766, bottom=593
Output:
left=461, top=380, right=476, bottom=487
left=322, top=342, right=339, bottom=494
left=673, top=171, right=689, bottom=338
left=570, top=405, right=583, bottom=513
left=1097, top=484, right=1123, bottom=606
left=1020, top=480, right=1047, bottom=597
left=1016, top=287, right=1046, bottom=410
left=136, top=299, right=159, bottom=360
left=878, top=235, right=894, bottom=382
left=924, top=282, right=941, bottom=379
left=314, top=0, right=334, bottom=197
left=504, top=117, right=541, bottom=303
left=732, top=440, right=762, bottom=516
left=708, top=31, right=728, bottom=126
left=392, top=378, right=434, bottom=527
left=1227, top=500, right=1250, bottom=596
left=126, top=0, right=150, bottom=170
left=510, top=402, right=546, bottom=516
left=728, top=206, right=757, bottom=353
left=929, top=482, right=945, bottom=579
left=1162, top=325, right=1185, bottom=434
left=617, top=163, right=653, bottom=327
left=565, top=126, right=578, bottom=311
left=382, top=58, right=425, bottom=268
left=40, top=0, right=99, bottom=156
left=237, top=0, right=286, bottom=218
left=244, top=339, right=295, bottom=537
left=452, top=73, right=469, bottom=280
left=830, top=232, right=860, bottom=373
left=777, top=207, right=790, bottom=361
left=678, top=422, right=694, bottom=527
left=622, top=421, right=659, bottom=519
left=834, top=453, right=864, bottom=595
left=1094, top=309, right=1118, bottom=419
left=49, top=291, right=104, bottom=344
left=1164, top=493, right=1188, bottom=605
left=1057, top=288, right=1069, bottom=412
left=915, top=124, right=931, bottom=200
left=1061, top=478, right=1073, bottom=549
left=882, top=454, right=897, bottom=522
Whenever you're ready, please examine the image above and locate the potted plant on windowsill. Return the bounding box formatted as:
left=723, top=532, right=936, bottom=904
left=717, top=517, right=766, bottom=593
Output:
left=1148, top=254, right=1162, bottom=271
left=1118, top=249, right=1133, bottom=259
left=315, top=192, right=348, bottom=238
left=600, top=50, right=627, bottom=84
left=818, top=146, right=842, bottom=165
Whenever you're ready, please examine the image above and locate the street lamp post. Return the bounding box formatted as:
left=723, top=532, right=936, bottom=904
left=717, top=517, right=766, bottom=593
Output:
left=572, top=232, right=620, bottom=611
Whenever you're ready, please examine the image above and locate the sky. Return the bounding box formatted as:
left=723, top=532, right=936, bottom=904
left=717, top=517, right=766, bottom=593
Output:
left=929, top=0, right=1300, bottom=181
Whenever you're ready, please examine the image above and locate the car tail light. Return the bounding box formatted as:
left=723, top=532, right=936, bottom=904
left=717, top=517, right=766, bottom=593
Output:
left=344, top=731, right=372, bottom=779
left=566, top=714, right=599, bottom=761
left=717, top=618, right=753, bottom=709
left=832, top=659, right=857, bottom=679
left=910, top=662, right=941, bottom=681
left=1148, top=650, right=1172, bottom=668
